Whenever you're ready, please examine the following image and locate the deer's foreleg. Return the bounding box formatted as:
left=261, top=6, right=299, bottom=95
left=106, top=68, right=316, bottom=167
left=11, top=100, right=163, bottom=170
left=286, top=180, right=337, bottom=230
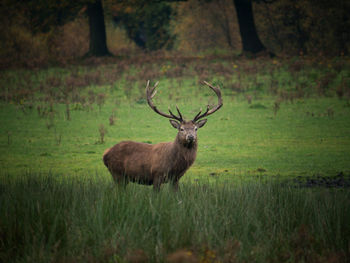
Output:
left=170, top=172, right=184, bottom=191
left=153, top=174, right=164, bottom=192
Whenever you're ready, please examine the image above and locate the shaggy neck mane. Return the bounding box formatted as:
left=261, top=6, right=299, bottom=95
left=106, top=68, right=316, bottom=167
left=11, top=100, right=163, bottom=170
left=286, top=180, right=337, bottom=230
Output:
left=174, top=134, right=198, bottom=150
left=163, top=135, right=197, bottom=176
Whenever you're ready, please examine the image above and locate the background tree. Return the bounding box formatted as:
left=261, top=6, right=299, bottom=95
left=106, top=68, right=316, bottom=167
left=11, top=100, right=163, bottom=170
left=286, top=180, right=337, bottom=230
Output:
left=112, top=1, right=175, bottom=50
left=1, top=0, right=349, bottom=68
left=86, top=0, right=111, bottom=56
left=233, top=0, right=267, bottom=55
left=254, top=0, right=350, bottom=56
left=204, top=0, right=238, bottom=50
left=173, top=0, right=241, bottom=52
left=196, top=0, right=268, bottom=55
left=4, top=0, right=111, bottom=57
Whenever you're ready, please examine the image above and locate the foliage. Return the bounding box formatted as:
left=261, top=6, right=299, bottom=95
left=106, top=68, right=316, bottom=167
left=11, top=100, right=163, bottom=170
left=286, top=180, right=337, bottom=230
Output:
left=0, top=0, right=89, bottom=68
left=112, top=0, right=175, bottom=50
left=173, top=0, right=241, bottom=52
left=1, top=0, right=350, bottom=68
left=1, top=0, right=85, bottom=34
left=254, top=0, right=350, bottom=55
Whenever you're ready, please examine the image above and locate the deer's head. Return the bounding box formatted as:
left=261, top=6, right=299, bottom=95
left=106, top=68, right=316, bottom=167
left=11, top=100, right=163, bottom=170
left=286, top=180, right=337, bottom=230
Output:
left=146, top=80, right=223, bottom=147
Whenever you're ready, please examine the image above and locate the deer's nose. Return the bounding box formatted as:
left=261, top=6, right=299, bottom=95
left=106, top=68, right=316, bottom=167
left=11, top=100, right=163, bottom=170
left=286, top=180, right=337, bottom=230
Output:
left=187, top=135, right=195, bottom=141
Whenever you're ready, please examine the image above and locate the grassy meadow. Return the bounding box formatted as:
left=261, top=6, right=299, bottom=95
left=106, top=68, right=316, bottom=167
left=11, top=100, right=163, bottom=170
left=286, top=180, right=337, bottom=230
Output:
left=1, top=55, right=350, bottom=262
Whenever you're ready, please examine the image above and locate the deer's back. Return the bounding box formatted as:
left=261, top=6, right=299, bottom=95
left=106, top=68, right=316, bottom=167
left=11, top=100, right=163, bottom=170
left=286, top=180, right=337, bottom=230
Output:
left=103, top=141, right=171, bottom=177
left=103, top=140, right=196, bottom=184
left=103, top=140, right=151, bottom=166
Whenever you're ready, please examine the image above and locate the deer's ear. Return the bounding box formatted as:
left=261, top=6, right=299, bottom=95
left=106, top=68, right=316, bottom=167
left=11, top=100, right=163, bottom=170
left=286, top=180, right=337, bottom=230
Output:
left=196, top=119, right=207, bottom=128
left=169, top=120, right=181, bottom=129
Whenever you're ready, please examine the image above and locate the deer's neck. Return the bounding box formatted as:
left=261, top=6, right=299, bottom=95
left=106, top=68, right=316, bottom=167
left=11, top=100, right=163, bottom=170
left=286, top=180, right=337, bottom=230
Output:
left=170, top=135, right=197, bottom=166
left=157, top=136, right=197, bottom=178
left=174, top=134, right=198, bottom=151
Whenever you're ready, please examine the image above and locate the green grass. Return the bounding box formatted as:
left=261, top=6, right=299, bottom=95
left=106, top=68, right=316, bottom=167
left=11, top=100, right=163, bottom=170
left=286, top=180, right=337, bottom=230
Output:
left=1, top=173, right=349, bottom=262
left=1, top=96, right=349, bottom=180
left=1, top=56, right=350, bottom=262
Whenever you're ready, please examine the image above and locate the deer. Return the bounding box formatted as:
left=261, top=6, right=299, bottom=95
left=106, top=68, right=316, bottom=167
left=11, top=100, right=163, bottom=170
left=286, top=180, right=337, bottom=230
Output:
left=103, top=80, right=223, bottom=191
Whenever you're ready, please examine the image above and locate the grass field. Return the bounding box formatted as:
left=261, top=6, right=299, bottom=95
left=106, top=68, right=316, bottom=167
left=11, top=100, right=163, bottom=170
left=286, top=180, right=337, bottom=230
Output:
left=1, top=55, right=350, bottom=262
left=1, top=173, right=350, bottom=262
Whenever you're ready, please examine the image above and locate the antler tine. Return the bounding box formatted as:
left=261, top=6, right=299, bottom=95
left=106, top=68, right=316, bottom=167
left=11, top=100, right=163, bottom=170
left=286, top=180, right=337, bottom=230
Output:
left=168, top=106, right=183, bottom=122
left=146, top=80, right=157, bottom=98
left=193, top=105, right=210, bottom=122
left=146, top=80, right=150, bottom=93
left=176, top=105, right=183, bottom=121
left=150, top=81, right=159, bottom=98
left=192, top=81, right=223, bottom=122
left=192, top=108, right=202, bottom=121
left=146, top=80, right=183, bottom=122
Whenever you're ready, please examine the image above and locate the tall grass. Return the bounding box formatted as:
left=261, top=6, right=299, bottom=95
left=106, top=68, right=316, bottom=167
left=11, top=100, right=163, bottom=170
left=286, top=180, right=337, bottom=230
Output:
left=1, top=173, right=349, bottom=262
left=1, top=56, right=350, bottom=262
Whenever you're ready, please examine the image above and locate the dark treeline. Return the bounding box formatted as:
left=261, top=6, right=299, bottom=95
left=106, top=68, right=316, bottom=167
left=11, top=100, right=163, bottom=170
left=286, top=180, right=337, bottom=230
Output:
left=0, top=0, right=349, bottom=68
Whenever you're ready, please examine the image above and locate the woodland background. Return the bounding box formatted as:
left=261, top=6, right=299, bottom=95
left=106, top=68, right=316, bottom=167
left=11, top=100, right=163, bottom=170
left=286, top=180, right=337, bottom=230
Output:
left=0, top=0, right=349, bottom=69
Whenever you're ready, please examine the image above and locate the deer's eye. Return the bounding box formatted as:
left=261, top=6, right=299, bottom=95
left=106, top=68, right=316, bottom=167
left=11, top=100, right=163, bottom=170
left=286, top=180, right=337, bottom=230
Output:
left=195, top=127, right=198, bottom=131
left=180, top=127, right=185, bottom=131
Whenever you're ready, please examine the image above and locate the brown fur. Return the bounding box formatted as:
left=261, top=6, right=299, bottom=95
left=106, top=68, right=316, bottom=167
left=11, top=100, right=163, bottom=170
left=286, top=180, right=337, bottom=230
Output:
left=103, top=80, right=222, bottom=190
left=103, top=121, right=201, bottom=190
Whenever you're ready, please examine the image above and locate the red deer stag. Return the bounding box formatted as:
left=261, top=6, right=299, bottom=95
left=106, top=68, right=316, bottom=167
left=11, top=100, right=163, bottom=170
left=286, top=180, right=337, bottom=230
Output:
left=103, top=80, right=222, bottom=190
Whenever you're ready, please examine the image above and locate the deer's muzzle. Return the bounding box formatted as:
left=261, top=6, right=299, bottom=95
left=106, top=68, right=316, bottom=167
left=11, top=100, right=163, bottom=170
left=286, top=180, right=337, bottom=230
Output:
left=186, top=135, right=195, bottom=142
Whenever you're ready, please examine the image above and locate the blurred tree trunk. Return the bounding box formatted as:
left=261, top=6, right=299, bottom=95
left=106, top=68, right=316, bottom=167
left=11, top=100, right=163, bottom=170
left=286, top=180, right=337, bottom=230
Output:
left=233, top=0, right=266, bottom=54
left=86, top=0, right=111, bottom=57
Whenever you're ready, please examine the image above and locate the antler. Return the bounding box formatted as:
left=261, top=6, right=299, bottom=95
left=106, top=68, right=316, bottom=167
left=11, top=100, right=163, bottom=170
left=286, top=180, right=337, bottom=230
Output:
left=192, top=81, right=223, bottom=122
left=146, top=80, right=183, bottom=122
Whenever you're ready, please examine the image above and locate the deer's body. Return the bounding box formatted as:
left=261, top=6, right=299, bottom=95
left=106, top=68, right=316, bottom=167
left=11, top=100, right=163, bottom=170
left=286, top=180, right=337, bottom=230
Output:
left=103, top=134, right=197, bottom=189
left=103, top=81, right=222, bottom=190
